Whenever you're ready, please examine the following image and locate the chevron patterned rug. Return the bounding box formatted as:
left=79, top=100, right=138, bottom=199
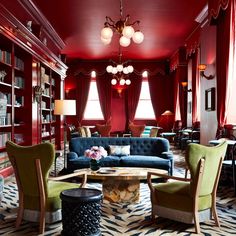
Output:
left=0, top=148, right=236, bottom=235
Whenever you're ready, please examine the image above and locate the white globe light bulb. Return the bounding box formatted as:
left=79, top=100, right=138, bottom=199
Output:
left=119, top=36, right=131, bottom=47
left=126, top=79, right=131, bottom=85
left=127, top=65, right=134, bottom=73
left=112, top=67, right=118, bottom=74
left=117, top=64, right=123, bottom=72
left=123, top=67, right=129, bottom=74
left=122, top=26, right=135, bottom=39
left=111, top=79, right=117, bottom=85
left=106, top=65, right=113, bottom=73
left=101, top=27, right=113, bottom=39
left=101, top=36, right=111, bottom=45
left=120, top=79, right=126, bottom=85
left=132, top=31, right=144, bottom=44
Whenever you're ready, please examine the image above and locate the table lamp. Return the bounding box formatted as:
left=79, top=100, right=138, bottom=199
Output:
left=54, top=99, right=76, bottom=169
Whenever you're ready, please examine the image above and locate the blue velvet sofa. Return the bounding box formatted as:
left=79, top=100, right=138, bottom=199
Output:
left=67, top=137, right=174, bottom=175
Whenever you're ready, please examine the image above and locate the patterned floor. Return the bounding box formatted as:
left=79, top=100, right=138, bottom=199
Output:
left=0, top=147, right=236, bottom=236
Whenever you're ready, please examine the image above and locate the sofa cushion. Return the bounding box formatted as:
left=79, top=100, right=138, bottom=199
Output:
left=109, top=145, right=130, bottom=156
left=120, top=155, right=171, bottom=170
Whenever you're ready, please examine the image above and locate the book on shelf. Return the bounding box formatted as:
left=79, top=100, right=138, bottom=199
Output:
left=14, top=56, right=24, bottom=71
left=0, top=132, right=11, bottom=148
left=0, top=50, right=11, bottom=64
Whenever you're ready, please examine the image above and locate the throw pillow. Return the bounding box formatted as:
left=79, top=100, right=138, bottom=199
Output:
left=109, top=145, right=130, bottom=156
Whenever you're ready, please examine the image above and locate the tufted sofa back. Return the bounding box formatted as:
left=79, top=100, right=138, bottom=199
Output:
left=69, top=137, right=170, bottom=157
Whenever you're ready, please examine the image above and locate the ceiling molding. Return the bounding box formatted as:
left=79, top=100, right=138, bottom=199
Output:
left=17, top=0, right=65, bottom=50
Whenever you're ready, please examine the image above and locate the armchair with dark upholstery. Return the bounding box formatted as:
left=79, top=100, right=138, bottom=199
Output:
left=6, top=141, right=87, bottom=234
left=147, top=141, right=227, bottom=234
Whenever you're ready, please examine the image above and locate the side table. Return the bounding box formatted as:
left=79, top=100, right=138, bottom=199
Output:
left=60, top=188, right=103, bottom=236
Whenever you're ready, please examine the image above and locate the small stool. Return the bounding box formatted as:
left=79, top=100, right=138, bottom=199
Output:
left=60, top=188, right=103, bottom=236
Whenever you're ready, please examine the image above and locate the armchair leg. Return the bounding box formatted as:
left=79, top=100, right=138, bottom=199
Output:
left=212, top=205, right=220, bottom=227
left=16, top=195, right=24, bottom=228
left=193, top=211, right=201, bottom=234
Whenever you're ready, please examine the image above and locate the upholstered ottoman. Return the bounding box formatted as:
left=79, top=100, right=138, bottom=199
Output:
left=60, top=188, right=103, bottom=236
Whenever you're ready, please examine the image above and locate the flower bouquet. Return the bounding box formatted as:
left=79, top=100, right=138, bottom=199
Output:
left=84, top=146, right=107, bottom=171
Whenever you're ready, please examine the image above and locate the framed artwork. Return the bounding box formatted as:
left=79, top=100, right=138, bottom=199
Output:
left=205, top=87, right=215, bottom=111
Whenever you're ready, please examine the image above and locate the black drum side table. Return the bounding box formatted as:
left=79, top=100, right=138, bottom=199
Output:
left=60, top=188, right=103, bottom=236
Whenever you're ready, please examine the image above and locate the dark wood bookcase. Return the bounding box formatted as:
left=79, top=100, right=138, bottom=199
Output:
left=0, top=3, right=67, bottom=177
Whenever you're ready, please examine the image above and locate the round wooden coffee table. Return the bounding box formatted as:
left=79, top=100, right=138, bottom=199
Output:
left=75, top=167, right=167, bottom=203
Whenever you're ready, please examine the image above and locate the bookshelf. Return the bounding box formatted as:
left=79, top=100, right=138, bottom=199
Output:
left=0, top=3, right=67, bottom=177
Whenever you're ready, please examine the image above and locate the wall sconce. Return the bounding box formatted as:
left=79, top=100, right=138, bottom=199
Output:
left=198, top=64, right=214, bottom=80
left=181, top=82, right=192, bottom=92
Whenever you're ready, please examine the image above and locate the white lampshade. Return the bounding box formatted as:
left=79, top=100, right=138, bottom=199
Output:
left=122, top=26, right=135, bottom=39
left=106, top=65, right=113, bottom=73
left=125, top=79, right=131, bottom=85
left=127, top=65, right=134, bottom=73
left=111, top=78, right=117, bottom=85
left=54, top=100, right=76, bottom=115
left=116, top=64, right=123, bottom=72
left=101, top=36, right=111, bottom=45
left=119, top=79, right=126, bottom=85
left=132, top=31, right=144, bottom=44
left=119, top=36, right=131, bottom=47
left=101, top=27, right=113, bottom=39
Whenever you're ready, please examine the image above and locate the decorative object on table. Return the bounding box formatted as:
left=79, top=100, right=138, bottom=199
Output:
left=84, top=146, right=107, bottom=171
left=101, top=0, right=144, bottom=47
left=54, top=100, right=76, bottom=169
left=33, top=85, right=44, bottom=103
left=0, top=70, right=7, bottom=82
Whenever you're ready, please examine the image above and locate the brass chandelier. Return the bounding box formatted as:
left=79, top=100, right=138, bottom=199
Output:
left=100, top=0, right=144, bottom=47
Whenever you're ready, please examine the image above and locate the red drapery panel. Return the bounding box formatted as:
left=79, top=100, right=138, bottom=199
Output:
left=76, top=74, right=91, bottom=125
left=215, top=2, right=231, bottom=132
left=148, top=74, right=173, bottom=121
left=191, top=48, right=200, bottom=123
left=125, top=74, right=142, bottom=124
left=96, top=73, right=112, bottom=123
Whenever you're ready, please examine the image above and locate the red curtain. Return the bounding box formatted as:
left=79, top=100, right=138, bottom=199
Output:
left=213, top=2, right=231, bottom=133
left=96, top=73, right=112, bottom=123
left=125, top=73, right=142, bottom=124
left=191, top=48, right=200, bottom=123
left=76, top=74, right=91, bottom=125
left=149, top=74, right=173, bottom=121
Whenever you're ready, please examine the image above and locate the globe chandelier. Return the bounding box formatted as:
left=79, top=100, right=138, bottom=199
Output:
left=106, top=48, right=133, bottom=87
left=100, top=0, right=144, bottom=47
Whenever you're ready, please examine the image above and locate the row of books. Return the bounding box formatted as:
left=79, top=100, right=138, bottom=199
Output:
left=15, top=76, right=24, bottom=88
left=0, top=113, right=11, bottom=126
left=14, top=56, right=24, bottom=71
left=0, top=49, right=11, bottom=64
left=0, top=132, right=11, bottom=148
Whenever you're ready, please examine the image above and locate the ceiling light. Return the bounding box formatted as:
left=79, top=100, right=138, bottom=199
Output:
left=101, top=0, right=144, bottom=47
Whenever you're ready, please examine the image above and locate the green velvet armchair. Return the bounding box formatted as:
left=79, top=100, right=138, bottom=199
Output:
left=6, top=141, right=87, bottom=234
left=147, top=141, right=227, bottom=234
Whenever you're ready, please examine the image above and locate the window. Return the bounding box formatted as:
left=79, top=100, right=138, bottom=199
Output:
left=135, top=80, right=155, bottom=119
left=83, top=80, right=104, bottom=120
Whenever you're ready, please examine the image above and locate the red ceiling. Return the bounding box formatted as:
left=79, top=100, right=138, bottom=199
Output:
left=32, top=0, right=207, bottom=61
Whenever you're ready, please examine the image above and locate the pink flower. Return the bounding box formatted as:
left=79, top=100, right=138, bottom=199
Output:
left=84, top=146, right=107, bottom=160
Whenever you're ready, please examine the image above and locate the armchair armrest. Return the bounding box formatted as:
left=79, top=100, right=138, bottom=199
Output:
left=147, top=171, right=190, bottom=193
left=49, top=170, right=87, bottom=187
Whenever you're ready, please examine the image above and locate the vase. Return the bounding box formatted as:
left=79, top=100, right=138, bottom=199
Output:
left=90, top=159, right=100, bottom=171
